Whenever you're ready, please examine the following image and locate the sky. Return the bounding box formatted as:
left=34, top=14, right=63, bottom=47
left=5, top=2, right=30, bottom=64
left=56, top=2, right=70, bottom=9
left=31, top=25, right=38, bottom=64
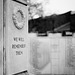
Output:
left=30, top=0, right=75, bottom=16
left=49, top=0, right=75, bottom=14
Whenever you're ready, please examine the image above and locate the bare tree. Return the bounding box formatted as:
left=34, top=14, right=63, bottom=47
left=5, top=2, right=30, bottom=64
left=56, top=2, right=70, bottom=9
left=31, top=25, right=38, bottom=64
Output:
left=28, top=0, right=44, bottom=20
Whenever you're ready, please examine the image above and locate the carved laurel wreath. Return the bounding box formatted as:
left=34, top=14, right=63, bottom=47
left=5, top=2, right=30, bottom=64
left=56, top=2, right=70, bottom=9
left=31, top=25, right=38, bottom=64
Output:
left=12, top=7, right=25, bottom=30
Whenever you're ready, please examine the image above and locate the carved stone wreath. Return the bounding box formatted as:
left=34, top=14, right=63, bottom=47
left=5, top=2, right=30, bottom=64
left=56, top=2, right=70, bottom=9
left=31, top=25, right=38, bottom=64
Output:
left=12, top=7, right=25, bottom=30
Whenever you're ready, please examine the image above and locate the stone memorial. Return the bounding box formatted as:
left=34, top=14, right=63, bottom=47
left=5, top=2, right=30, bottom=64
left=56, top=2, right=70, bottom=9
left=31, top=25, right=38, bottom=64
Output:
left=29, top=33, right=75, bottom=75
left=4, top=0, right=29, bottom=75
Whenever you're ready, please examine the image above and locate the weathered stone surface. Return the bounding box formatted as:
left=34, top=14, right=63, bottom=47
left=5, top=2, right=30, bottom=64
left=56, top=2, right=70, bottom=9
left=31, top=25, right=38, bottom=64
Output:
left=5, top=0, right=28, bottom=75
left=0, top=0, right=3, bottom=75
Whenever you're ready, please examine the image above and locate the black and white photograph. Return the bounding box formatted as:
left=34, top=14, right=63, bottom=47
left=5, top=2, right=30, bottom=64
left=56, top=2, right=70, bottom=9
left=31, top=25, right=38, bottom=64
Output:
left=1, top=0, right=75, bottom=75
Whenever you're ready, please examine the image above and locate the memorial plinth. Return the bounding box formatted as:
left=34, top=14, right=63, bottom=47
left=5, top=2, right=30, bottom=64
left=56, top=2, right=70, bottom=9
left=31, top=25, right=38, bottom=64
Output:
left=4, top=0, right=29, bottom=75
